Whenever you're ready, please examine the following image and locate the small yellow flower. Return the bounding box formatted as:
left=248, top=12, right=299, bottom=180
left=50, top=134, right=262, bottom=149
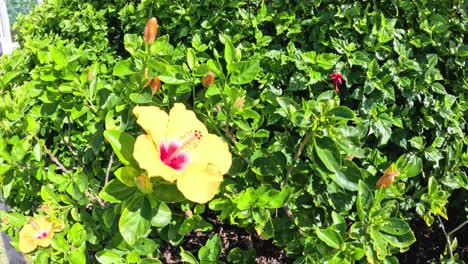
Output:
left=133, top=103, right=232, bottom=203
left=19, top=216, right=63, bottom=253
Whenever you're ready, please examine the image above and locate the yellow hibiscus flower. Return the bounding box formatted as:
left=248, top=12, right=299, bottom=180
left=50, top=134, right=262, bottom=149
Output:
left=19, top=216, right=63, bottom=253
left=133, top=103, right=232, bottom=203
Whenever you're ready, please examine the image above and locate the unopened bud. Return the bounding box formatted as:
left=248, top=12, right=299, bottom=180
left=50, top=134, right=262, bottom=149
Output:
left=345, top=155, right=354, bottom=161
left=40, top=204, right=50, bottom=215
left=144, top=17, right=158, bottom=44
left=235, top=47, right=242, bottom=62
left=202, top=72, right=215, bottom=88
left=145, top=76, right=161, bottom=94
left=143, top=67, right=149, bottom=80
left=185, top=209, right=193, bottom=218
left=86, top=66, right=93, bottom=81
left=376, top=164, right=399, bottom=188
left=136, top=175, right=152, bottom=193
left=233, top=96, right=245, bottom=110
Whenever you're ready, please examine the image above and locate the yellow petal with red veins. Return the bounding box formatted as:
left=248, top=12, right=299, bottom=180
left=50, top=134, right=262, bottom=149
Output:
left=133, top=135, right=178, bottom=182
left=166, top=104, right=208, bottom=140
left=177, top=164, right=223, bottom=203
left=133, top=106, right=169, bottom=145
left=189, top=134, right=231, bottom=174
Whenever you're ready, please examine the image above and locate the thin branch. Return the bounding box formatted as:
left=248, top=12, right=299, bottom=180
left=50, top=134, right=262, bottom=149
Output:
left=448, top=220, right=468, bottom=238
left=284, top=129, right=313, bottom=185
left=223, top=125, right=250, bottom=165
left=85, top=189, right=106, bottom=208
left=282, top=129, right=313, bottom=228
left=437, top=215, right=453, bottom=258
left=104, top=152, right=115, bottom=185
left=37, top=136, right=106, bottom=208
left=42, top=142, right=69, bottom=173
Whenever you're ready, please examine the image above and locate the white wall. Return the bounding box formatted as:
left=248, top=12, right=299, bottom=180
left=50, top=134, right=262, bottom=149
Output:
left=0, top=0, right=14, bottom=55
left=0, top=0, right=42, bottom=55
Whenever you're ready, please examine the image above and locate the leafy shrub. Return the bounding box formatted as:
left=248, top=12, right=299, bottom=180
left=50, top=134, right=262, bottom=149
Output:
left=0, top=0, right=466, bottom=263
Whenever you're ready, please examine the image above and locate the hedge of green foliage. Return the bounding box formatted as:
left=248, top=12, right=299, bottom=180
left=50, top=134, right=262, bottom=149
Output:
left=0, top=0, right=467, bottom=263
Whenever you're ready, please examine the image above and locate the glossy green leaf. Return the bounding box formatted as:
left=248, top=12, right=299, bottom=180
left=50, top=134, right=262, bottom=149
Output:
left=227, top=59, right=260, bottom=85
left=113, top=60, right=135, bottom=76
left=356, top=181, right=373, bottom=221
left=114, top=166, right=140, bottom=187
left=151, top=201, right=172, bottom=227
left=119, top=195, right=152, bottom=245
left=104, top=130, right=137, bottom=167
left=99, top=179, right=137, bottom=203
left=316, top=227, right=343, bottom=249
left=150, top=182, right=186, bottom=203
left=314, top=136, right=341, bottom=173
left=379, top=218, right=412, bottom=235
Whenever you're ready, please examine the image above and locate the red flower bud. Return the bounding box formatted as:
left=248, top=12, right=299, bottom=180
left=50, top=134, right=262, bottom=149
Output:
left=330, top=72, right=342, bottom=93
left=202, top=72, right=215, bottom=88
left=144, top=17, right=158, bottom=44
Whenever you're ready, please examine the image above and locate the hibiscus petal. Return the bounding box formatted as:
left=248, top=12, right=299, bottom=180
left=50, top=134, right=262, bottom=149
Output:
left=166, top=103, right=208, bottom=141
left=35, top=234, right=53, bottom=247
left=189, top=134, right=231, bottom=174
left=133, top=106, right=169, bottom=144
left=19, top=225, right=37, bottom=253
left=177, top=164, right=223, bottom=203
left=134, top=135, right=178, bottom=182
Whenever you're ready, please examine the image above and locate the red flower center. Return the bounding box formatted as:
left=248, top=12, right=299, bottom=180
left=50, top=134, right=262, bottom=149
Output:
left=159, top=130, right=203, bottom=170
left=35, top=231, right=49, bottom=239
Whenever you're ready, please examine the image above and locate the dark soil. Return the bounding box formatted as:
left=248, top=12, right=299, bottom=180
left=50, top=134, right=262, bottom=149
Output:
left=160, top=211, right=291, bottom=264
left=160, top=206, right=467, bottom=264
left=397, top=197, right=468, bottom=264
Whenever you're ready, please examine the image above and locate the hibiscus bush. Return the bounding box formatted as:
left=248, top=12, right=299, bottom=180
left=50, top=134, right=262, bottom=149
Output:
left=0, top=0, right=467, bottom=263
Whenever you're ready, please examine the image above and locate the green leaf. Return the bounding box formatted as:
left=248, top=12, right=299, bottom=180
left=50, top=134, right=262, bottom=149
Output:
left=332, top=211, right=346, bottom=234
left=187, top=48, right=197, bottom=70
left=224, top=38, right=236, bottom=65
left=150, top=182, right=186, bottom=203
left=331, top=160, right=360, bottom=191
left=314, top=136, right=341, bottom=173
left=119, top=195, right=152, bottom=245
left=129, top=93, right=153, bottom=104
left=276, top=97, right=300, bottom=117
left=356, top=181, right=373, bottom=221
left=68, top=250, right=86, bottom=264
left=68, top=223, right=86, bottom=246
left=316, top=227, right=343, bottom=249
left=395, top=154, right=422, bottom=178
left=237, top=188, right=255, bottom=210
left=151, top=202, right=172, bottom=227
left=114, top=166, right=140, bottom=187
left=113, top=60, right=135, bottom=76
left=199, top=234, right=222, bottom=261
left=227, top=248, right=256, bottom=264
left=258, top=187, right=291, bottom=209
left=50, top=47, right=67, bottom=67
left=99, top=179, right=137, bottom=203
left=316, top=53, right=341, bottom=70
left=380, top=230, right=416, bottom=248
left=104, top=130, right=137, bottom=167
left=180, top=247, right=199, bottom=264
left=380, top=218, right=412, bottom=235
left=227, top=59, right=261, bottom=85
left=326, top=106, right=355, bottom=120
left=96, top=250, right=124, bottom=264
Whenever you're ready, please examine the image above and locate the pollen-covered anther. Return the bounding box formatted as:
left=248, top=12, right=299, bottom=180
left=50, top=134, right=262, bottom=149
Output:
left=179, top=130, right=203, bottom=150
